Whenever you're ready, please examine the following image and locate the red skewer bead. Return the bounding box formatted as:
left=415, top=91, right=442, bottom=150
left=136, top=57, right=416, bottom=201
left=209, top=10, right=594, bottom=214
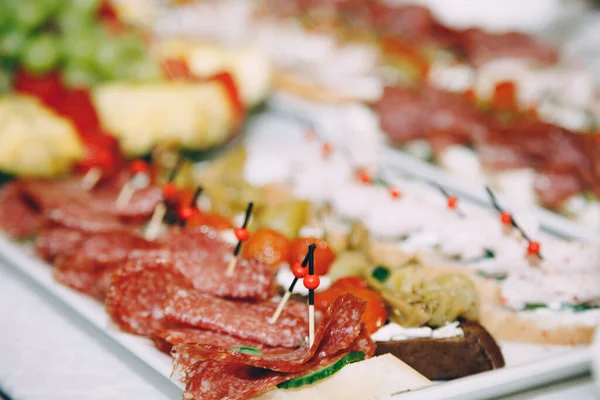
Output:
left=500, top=211, right=512, bottom=225
left=389, top=188, right=401, bottom=199
left=447, top=196, right=458, bottom=209
left=292, top=262, right=307, bottom=279
left=322, top=142, right=332, bottom=156
left=303, top=275, right=320, bottom=290
left=130, top=159, right=149, bottom=175
left=357, top=170, right=371, bottom=184
left=178, top=205, right=194, bottom=221
left=527, top=241, right=541, bottom=255
left=162, top=182, right=178, bottom=199
left=234, top=227, right=249, bottom=242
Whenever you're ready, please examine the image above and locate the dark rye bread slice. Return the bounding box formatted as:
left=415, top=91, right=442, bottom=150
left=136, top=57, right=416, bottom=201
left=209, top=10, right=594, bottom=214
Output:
left=375, top=320, right=505, bottom=380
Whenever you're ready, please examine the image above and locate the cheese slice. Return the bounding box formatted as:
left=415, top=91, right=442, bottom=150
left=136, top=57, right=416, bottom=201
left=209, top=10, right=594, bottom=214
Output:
left=257, top=354, right=431, bottom=400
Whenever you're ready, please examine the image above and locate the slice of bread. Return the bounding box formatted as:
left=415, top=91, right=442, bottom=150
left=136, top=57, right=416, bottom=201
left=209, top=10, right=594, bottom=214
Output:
left=256, top=354, right=431, bottom=400
left=479, top=304, right=597, bottom=345
left=375, top=321, right=505, bottom=380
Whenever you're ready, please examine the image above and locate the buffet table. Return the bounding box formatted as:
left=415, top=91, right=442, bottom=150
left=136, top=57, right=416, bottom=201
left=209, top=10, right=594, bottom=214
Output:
left=0, top=261, right=595, bottom=400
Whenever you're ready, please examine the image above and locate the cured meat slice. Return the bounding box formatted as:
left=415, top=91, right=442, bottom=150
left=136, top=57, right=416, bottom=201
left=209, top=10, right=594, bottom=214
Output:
left=45, top=200, right=130, bottom=233
left=171, top=294, right=367, bottom=373
left=165, top=289, right=307, bottom=348
left=456, top=28, right=558, bottom=67
left=106, top=261, right=192, bottom=335
left=20, top=175, right=162, bottom=224
left=35, top=228, right=84, bottom=262
left=0, top=182, right=41, bottom=239
left=376, top=86, right=491, bottom=147
left=130, top=231, right=276, bottom=301
left=534, top=170, right=583, bottom=209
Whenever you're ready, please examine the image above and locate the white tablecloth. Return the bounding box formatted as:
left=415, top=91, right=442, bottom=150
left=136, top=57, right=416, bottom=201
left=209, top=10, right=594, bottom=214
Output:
left=0, top=260, right=597, bottom=400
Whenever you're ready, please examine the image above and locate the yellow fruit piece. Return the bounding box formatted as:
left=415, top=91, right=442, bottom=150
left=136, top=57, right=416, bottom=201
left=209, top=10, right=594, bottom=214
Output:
left=92, top=81, right=235, bottom=157
left=0, top=95, right=84, bottom=178
left=152, top=39, right=273, bottom=108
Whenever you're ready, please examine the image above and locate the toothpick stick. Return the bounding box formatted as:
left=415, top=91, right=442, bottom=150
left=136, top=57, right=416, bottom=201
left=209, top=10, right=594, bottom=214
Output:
left=484, top=186, right=543, bottom=261
left=80, top=167, right=102, bottom=191
left=268, top=245, right=315, bottom=324
left=226, top=202, right=254, bottom=277
left=305, top=247, right=318, bottom=348
left=116, top=181, right=135, bottom=210
left=144, top=202, right=167, bottom=240
left=432, top=181, right=465, bottom=218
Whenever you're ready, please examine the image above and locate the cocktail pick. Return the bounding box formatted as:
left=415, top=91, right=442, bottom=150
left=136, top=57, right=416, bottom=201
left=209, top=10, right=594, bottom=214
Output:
left=226, top=202, right=254, bottom=276
left=268, top=244, right=316, bottom=325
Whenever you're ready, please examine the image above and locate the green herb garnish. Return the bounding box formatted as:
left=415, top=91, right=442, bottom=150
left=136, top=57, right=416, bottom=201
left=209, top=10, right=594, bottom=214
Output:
left=372, top=266, right=390, bottom=282
left=522, top=303, right=600, bottom=312
left=476, top=270, right=507, bottom=281
left=228, top=346, right=263, bottom=355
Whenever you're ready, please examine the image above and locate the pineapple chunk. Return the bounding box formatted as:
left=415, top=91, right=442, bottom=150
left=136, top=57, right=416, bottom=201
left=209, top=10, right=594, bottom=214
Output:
left=0, top=96, right=84, bottom=178
left=92, top=81, right=235, bottom=156
left=152, top=40, right=273, bottom=108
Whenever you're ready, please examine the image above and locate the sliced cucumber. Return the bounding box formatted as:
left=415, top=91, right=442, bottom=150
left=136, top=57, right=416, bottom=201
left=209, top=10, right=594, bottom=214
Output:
left=277, top=351, right=365, bottom=390
left=228, top=346, right=262, bottom=355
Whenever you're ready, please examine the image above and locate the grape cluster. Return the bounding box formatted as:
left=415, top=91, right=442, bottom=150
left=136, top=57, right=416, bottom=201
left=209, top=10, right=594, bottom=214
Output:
left=0, top=0, right=160, bottom=93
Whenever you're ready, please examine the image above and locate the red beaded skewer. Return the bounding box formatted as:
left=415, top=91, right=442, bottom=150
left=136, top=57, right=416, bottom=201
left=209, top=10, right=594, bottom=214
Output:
left=144, top=156, right=184, bottom=240
left=268, top=244, right=316, bottom=325
left=226, top=202, right=254, bottom=276
left=485, top=186, right=543, bottom=261
left=116, top=159, right=151, bottom=209
left=304, top=244, right=320, bottom=347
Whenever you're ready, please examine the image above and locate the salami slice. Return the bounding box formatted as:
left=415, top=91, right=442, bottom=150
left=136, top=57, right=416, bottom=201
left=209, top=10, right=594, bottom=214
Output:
left=160, top=328, right=290, bottom=379
left=165, top=289, right=307, bottom=348
left=183, top=351, right=350, bottom=400
left=106, top=261, right=192, bottom=336
left=35, top=228, right=84, bottom=262
left=131, top=231, right=276, bottom=301
left=171, top=294, right=367, bottom=373
left=0, top=182, right=41, bottom=239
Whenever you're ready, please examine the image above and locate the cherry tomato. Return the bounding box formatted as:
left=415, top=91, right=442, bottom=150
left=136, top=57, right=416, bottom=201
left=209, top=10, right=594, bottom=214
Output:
left=315, top=285, right=387, bottom=334
left=353, top=288, right=388, bottom=334
left=314, top=287, right=345, bottom=313
left=331, top=277, right=369, bottom=291
left=13, top=69, right=64, bottom=106
left=288, top=237, right=335, bottom=276
left=492, top=81, right=517, bottom=112
left=242, top=228, right=290, bottom=269
left=186, top=212, right=232, bottom=231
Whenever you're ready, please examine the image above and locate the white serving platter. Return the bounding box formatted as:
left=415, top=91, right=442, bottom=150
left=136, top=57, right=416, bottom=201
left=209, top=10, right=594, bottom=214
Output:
left=0, top=110, right=596, bottom=400
left=0, top=230, right=592, bottom=400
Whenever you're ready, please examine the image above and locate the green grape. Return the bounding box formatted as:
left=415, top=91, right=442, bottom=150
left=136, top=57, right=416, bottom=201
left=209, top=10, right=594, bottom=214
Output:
left=21, top=34, right=61, bottom=76
left=12, top=0, right=53, bottom=31
left=94, top=38, right=126, bottom=79
left=61, top=63, right=97, bottom=88
left=0, top=3, right=12, bottom=31
left=61, top=31, right=98, bottom=68
left=0, top=68, right=12, bottom=93
left=71, top=0, right=102, bottom=16
left=56, top=8, right=95, bottom=33
left=0, top=29, right=28, bottom=60
left=119, top=31, right=146, bottom=60
left=121, top=58, right=161, bottom=82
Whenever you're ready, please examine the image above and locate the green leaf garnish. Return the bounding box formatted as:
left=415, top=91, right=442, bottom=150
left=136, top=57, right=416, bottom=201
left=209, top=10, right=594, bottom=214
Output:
left=372, top=266, right=390, bottom=282
left=228, top=346, right=263, bottom=355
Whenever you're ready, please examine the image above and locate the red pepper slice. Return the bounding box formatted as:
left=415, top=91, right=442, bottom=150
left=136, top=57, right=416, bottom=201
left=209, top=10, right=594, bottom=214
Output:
left=13, top=69, right=65, bottom=107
